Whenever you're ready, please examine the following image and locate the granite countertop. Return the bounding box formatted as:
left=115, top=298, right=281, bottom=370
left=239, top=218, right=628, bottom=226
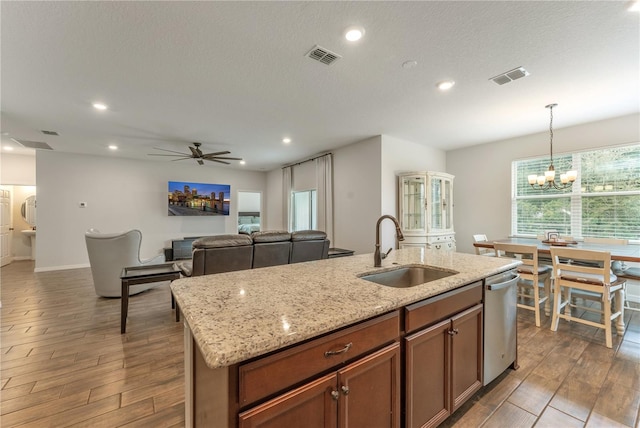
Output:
left=170, top=247, right=520, bottom=369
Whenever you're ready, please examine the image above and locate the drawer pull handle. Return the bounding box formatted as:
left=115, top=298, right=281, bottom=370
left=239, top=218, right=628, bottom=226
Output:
left=324, top=342, right=352, bottom=357
left=341, top=385, right=350, bottom=395
left=331, top=390, right=340, bottom=400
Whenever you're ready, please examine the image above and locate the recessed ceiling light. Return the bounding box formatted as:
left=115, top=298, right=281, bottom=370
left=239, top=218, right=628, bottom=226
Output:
left=629, top=1, right=640, bottom=11
left=344, top=26, right=365, bottom=42
left=93, top=102, right=108, bottom=111
left=108, top=145, right=118, bottom=150
left=436, top=80, right=455, bottom=91
left=283, top=138, right=291, bottom=144
left=240, top=160, right=246, bottom=165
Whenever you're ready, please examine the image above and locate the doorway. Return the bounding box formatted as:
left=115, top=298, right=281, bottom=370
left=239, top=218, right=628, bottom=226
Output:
left=237, top=191, right=262, bottom=234
left=0, top=185, right=37, bottom=265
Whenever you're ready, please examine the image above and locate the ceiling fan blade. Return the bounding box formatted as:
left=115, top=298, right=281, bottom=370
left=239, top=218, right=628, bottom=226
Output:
left=201, top=151, right=231, bottom=158
left=170, top=157, right=194, bottom=161
left=206, top=158, right=231, bottom=165
left=207, top=156, right=243, bottom=161
left=152, top=148, right=191, bottom=156
left=189, top=146, right=200, bottom=158
left=197, top=159, right=204, bottom=165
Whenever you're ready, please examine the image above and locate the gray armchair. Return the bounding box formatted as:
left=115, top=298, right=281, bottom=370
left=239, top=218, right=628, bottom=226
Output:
left=85, top=229, right=166, bottom=297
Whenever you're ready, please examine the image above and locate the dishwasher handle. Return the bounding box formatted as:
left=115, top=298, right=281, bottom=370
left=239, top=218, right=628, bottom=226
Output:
left=485, top=273, right=519, bottom=291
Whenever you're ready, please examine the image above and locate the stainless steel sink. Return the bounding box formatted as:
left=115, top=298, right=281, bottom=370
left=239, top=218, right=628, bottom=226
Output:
left=359, top=266, right=457, bottom=288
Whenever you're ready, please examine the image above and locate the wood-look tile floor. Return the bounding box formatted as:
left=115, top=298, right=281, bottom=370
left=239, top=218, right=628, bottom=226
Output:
left=1, top=261, right=184, bottom=427
left=1, top=260, right=639, bottom=427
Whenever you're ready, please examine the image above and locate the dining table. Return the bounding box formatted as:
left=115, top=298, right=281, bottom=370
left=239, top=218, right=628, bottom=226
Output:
left=473, top=237, right=640, bottom=263
left=474, top=236, right=639, bottom=337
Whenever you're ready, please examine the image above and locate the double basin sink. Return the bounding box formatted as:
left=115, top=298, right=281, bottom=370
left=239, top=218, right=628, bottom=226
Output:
left=359, top=265, right=457, bottom=288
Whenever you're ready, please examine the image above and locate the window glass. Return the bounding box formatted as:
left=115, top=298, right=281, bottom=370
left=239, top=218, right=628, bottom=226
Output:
left=512, top=144, right=640, bottom=241
left=291, top=190, right=317, bottom=231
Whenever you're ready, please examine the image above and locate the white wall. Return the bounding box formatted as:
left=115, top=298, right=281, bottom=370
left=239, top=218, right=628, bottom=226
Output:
left=447, top=113, right=640, bottom=255
left=264, top=135, right=447, bottom=256
left=35, top=151, right=267, bottom=271
left=238, top=191, right=261, bottom=212
left=332, top=136, right=382, bottom=255
left=1, top=153, right=36, bottom=185
left=380, top=135, right=447, bottom=252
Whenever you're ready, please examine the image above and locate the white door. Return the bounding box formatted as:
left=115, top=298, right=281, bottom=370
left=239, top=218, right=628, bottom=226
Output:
left=1, top=188, right=12, bottom=266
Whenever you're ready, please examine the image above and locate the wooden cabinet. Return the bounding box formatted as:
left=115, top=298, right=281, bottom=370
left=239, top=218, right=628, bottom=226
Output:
left=404, top=284, right=483, bottom=428
left=188, top=283, right=487, bottom=428
left=239, top=343, right=401, bottom=428
left=398, top=172, right=455, bottom=251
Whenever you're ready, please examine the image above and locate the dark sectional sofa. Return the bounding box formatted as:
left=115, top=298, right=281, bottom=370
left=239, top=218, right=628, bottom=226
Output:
left=177, top=230, right=330, bottom=277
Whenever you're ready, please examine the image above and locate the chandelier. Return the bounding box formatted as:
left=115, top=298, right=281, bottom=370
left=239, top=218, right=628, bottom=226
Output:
left=528, top=103, right=577, bottom=190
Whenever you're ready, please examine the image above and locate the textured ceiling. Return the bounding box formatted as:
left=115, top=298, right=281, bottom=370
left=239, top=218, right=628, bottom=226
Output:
left=1, top=1, right=638, bottom=171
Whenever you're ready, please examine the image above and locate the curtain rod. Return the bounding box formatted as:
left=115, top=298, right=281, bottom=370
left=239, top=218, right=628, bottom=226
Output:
left=281, top=152, right=332, bottom=169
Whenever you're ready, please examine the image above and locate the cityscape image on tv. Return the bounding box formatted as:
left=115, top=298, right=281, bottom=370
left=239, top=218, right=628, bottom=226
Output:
left=168, top=181, right=231, bottom=216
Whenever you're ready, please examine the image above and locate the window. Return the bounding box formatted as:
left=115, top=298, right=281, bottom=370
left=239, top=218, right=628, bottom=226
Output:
left=291, top=190, right=317, bottom=231
left=512, top=144, right=640, bottom=241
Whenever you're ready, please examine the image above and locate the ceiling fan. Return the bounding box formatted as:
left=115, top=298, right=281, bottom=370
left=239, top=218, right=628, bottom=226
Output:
left=148, top=142, right=242, bottom=165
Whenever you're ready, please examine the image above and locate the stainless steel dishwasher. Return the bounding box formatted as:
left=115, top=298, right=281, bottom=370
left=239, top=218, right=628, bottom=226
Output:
left=483, top=270, right=519, bottom=385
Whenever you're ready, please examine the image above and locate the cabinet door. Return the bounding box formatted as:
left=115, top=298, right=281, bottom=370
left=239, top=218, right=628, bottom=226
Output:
left=442, top=178, right=453, bottom=231
left=429, top=177, right=443, bottom=231
left=238, top=373, right=338, bottom=428
left=450, top=304, right=483, bottom=412
left=399, top=175, right=426, bottom=233
left=337, top=343, right=401, bottom=428
left=404, top=319, right=451, bottom=428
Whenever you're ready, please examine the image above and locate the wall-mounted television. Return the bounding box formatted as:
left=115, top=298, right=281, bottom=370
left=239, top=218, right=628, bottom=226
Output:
left=168, top=181, right=230, bottom=216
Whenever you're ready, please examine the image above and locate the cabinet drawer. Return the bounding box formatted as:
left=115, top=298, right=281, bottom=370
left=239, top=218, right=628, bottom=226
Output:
left=239, top=310, right=400, bottom=407
left=404, top=282, right=481, bottom=333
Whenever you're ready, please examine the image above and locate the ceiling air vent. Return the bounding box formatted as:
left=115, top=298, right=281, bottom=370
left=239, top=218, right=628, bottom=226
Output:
left=41, top=130, right=59, bottom=136
left=489, top=66, right=530, bottom=85
left=306, top=45, right=342, bottom=65
left=12, top=139, right=54, bottom=150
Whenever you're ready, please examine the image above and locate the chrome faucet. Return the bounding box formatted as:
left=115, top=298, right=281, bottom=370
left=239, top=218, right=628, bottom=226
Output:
left=374, top=215, right=405, bottom=267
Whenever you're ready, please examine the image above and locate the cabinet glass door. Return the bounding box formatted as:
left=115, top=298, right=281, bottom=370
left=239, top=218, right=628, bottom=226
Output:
left=402, top=176, right=425, bottom=231
left=430, top=178, right=443, bottom=230
left=443, top=179, right=452, bottom=230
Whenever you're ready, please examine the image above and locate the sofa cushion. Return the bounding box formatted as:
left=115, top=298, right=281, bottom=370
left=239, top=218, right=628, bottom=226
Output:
left=251, top=230, right=291, bottom=243
left=193, top=234, right=253, bottom=249
left=291, top=230, right=327, bottom=241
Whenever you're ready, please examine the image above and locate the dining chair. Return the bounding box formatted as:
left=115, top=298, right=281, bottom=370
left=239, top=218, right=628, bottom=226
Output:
left=473, top=234, right=495, bottom=256
left=612, top=260, right=640, bottom=313
left=549, top=247, right=625, bottom=348
left=494, top=243, right=552, bottom=327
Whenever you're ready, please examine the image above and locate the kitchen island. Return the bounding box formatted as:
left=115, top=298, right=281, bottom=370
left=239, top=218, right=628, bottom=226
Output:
left=171, top=247, right=520, bottom=427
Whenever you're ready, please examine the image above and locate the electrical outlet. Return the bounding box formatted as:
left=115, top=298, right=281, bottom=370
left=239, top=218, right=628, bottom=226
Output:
left=79, top=202, right=87, bottom=208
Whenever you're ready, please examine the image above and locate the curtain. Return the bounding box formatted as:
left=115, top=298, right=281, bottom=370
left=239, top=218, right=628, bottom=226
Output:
left=315, top=154, right=334, bottom=245
left=282, top=166, right=292, bottom=231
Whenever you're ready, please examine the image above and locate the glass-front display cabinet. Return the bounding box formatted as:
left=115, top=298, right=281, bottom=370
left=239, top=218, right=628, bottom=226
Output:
left=398, top=172, right=455, bottom=251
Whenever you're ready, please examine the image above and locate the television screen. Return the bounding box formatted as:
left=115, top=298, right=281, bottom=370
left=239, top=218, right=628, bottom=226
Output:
left=168, top=181, right=230, bottom=216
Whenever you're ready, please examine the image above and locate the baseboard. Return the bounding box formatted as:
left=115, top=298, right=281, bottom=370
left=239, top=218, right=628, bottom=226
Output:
left=12, top=256, right=33, bottom=261
left=34, top=263, right=90, bottom=273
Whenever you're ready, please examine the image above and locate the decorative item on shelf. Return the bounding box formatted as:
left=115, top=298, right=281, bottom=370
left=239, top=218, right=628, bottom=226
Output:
left=527, top=103, right=577, bottom=190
